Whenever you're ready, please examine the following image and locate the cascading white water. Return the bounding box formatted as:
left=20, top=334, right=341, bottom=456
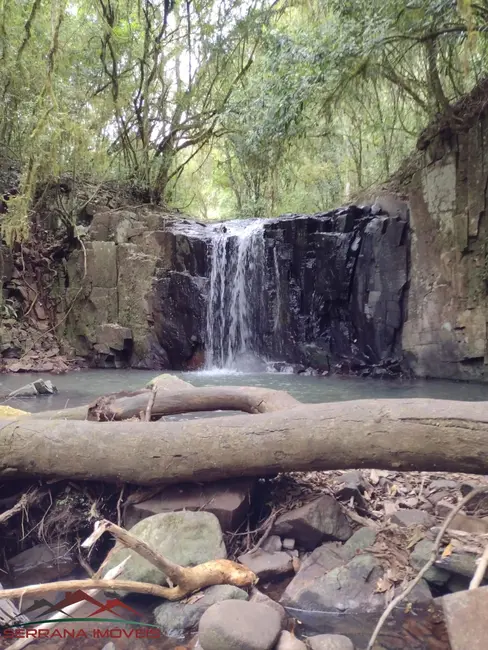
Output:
left=205, top=220, right=265, bottom=370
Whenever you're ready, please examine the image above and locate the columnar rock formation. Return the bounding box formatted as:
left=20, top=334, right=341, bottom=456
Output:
left=401, top=81, right=488, bottom=380
left=62, top=204, right=409, bottom=373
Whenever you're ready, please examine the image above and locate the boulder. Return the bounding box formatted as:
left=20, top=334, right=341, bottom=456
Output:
left=281, top=553, right=432, bottom=641
left=154, top=584, right=248, bottom=637
left=307, top=635, right=354, bottom=650
left=272, top=496, right=352, bottom=551
left=105, top=511, right=226, bottom=589
left=124, top=479, right=255, bottom=532
left=146, top=373, right=193, bottom=391
left=238, top=549, right=294, bottom=582
left=275, top=631, right=307, bottom=650
left=7, top=542, right=76, bottom=587
left=248, top=587, right=287, bottom=628
left=441, top=585, right=488, bottom=650
left=198, top=600, right=282, bottom=650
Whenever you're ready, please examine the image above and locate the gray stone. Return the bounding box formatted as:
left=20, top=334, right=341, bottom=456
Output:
left=448, top=513, right=488, bottom=534
left=411, top=538, right=478, bottom=581
left=307, top=635, right=354, bottom=650
left=335, top=471, right=368, bottom=500
left=8, top=542, right=76, bottom=587
left=447, top=575, right=471, bottom=593
left=441, top=585, right=488, bottom=650
left=390, top=509, right=435, bottom=528
left=282, top=538, right=295, bottom=551
left=95, top=323, right=132, bottom=351
left=429, top=479, right=458, bottom=490
left=281, top=553, right=432, bottom=640
left=410, top=540, right=450, bottom=585
left=272, top=496, right=352, bottom=551
left=262, top=535, right=282, bottom=553
left=460, top=483, right=488, bottom=513
left=275, top=631, right=307, bottom=650
left=249, top=587, right=287, bottom=628
left=198, top=600, right=282, bottom=650
left=124, top=478, right=255, bottom=532
left=7, top=378, right=57, bottom=398
left=154, top=584, right=248, bottom=636
left=101, top=644, right=116, bottom=650
left=436, top=549, right=478, bottom=579
left=238, top=549, right=294, bottom=582
left=106, top=511, right=226, bottom=589
left=281, top=554, right=384, bottom=614
left=341, top=527, right=376, bottom=561
left=146, top=373, right=193, bottom=391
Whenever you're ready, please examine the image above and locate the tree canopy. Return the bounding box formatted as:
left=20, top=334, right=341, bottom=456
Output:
left=0, top=0, right=487, bottom=231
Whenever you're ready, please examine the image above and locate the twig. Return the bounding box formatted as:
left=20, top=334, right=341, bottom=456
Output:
left=0, top=489, right=39, bottom=525
left=145, top=385, right=157, bottom=421
left=248, top=508, right=283, bottom=554
left=469, top=542, right=488, bottom=589
left=116, top=484, right=125, bottom=526
left=366, top=487, right=486, bottom=650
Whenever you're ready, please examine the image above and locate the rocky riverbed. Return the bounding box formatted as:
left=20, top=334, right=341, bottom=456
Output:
left=2, top=466, right=488, bottom=650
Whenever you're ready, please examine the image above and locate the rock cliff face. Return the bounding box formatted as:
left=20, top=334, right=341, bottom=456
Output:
left=259, top=209, right=408, bottom=373
left=63, top=203, right=408, bottom=373
left=401, top=81, right=488, bottom=380
left=64, top=207, right=209, bottom=370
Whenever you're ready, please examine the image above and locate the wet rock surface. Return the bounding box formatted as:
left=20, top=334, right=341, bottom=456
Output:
left=154, top=584, right=248, bottom=637
left=306, top=635, right=355, bottom=650
left=198, top=600, right=282, bottom=650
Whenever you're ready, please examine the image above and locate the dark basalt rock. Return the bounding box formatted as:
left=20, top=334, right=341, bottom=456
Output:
left=255, top=208, right=409, bottom=373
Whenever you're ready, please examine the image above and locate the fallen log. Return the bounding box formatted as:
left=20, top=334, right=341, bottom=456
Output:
left=86, top=385, right=300, bottom=420
left=29, top=385, right=299, bottom=421
left=2, top=398, right=488, bottom=484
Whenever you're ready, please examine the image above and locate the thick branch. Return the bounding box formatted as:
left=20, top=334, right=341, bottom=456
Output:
left=0, top=558, right=256, bottom=602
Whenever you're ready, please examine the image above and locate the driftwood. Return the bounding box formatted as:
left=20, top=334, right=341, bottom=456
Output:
left=86, top=385, right=300, bottom=421
left=29, top=385, right=299, bottom=421
left=2, top=398, right=488, bottom=484
left=0, top=518, right=256, bottom=604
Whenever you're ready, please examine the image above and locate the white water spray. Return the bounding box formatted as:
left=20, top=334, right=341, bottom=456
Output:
left=205, top=220, right=265, bottom=370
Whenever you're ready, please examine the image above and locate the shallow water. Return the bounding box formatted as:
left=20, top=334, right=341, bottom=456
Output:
left=1, top=369, right=488, bottom=413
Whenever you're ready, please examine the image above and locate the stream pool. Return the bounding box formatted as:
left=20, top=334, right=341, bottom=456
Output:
left=1, top=369, right=487, bottom=413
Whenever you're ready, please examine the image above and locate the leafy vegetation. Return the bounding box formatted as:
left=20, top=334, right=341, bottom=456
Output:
left=0, top=0, right=487, bottom=230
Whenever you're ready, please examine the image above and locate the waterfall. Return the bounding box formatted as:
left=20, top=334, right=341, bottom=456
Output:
left=205, top=220, right=265, bottom=370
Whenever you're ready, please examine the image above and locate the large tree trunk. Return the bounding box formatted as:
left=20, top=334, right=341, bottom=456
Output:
left=30, top=386, right=299, bottom=421
left=2, top=398, right=488, bottom=484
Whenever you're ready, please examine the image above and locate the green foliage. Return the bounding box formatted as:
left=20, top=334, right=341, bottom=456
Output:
left=0, top=0, right=487, bottom=229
